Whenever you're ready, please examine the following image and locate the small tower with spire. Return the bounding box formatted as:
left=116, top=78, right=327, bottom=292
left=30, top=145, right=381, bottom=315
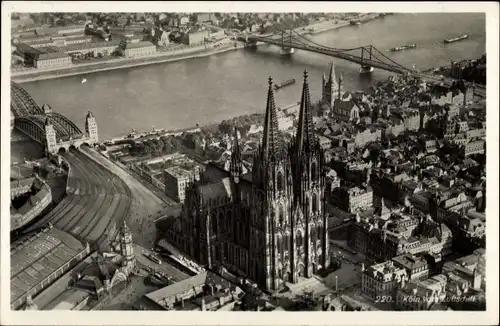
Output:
left=44, top=117, right=57, bottom=154
left=338, top=73, right=344, bottom=100
left=321, top=61, right=341, bottom=109
left=252, top=76, right=287, bottom=190
left=85, top=111, right=99, bottom=145
left=120, top=221, right=135, bottom=274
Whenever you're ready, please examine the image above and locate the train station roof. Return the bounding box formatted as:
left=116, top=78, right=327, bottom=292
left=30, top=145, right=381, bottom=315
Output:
left=10, top=227, right=85, bottom=304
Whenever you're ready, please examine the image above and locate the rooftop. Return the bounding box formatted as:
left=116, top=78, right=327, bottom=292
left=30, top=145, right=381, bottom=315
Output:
left=165, top=166, right=196, bottom=179
left=10, top=227, right=85, bottom=303
left=125, top=41, right=155, bottom=49
left=367, top=260, right=406, bottom=282
left=198, top=177, right=232, bottom=203
left=392, top=254, right=427, bottom=271
left=14, top=42, right=42, bottom=55
left=145, top=270, right=234, bottom=309
left=37, top=52, right=70, bottom=60
left=64, top=40, right=121, bottom=52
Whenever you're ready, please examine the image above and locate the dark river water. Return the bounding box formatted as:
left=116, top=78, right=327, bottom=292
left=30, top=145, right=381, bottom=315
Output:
left=21, top=13, right=485, bottom=140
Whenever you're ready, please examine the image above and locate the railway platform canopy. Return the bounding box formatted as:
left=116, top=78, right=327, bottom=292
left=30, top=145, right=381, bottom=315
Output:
left=10, top=225, right=90, bottom=310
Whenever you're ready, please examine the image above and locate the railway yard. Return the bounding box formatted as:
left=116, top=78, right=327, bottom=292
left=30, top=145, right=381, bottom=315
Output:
left=21, top=147, right=132, bottom=250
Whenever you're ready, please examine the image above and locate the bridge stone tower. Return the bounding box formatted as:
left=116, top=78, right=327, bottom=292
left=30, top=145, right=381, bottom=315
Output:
left=42, top=103, right=52, bottom=115
left=44, top=117, right=57, bottom=155
left=85, top=111, right=99, bottom=145
left=321, top=61, right=341, bottom=108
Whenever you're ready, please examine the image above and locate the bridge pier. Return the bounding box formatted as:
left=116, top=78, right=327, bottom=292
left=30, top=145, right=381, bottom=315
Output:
left=359, top=64, right=374, bottom=74
left=245, top=41, right=258, bottom=48
left=279, top=47, right=295, bottom=56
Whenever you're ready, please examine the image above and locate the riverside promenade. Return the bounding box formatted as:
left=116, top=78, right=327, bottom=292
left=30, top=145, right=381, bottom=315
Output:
left=11, top=13, right=386, bottom=83
left=12, top=40, right=244, bottom=83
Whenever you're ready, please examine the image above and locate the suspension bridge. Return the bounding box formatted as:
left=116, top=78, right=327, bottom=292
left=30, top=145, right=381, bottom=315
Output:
left=239, top=29, right=483, bottom=92
left=10, top=82, right=99, bottom=154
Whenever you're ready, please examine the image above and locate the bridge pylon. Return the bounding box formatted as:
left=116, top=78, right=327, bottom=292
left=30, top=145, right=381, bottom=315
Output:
left=279, top=29, right=295, bottom=55
left=359, top=46, right=374, bottom=74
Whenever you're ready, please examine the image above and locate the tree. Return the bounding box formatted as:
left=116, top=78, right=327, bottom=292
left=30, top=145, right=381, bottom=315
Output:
left=28, top=14, right=42, bottom=24
left=160, top=135, right=178, bottom=154
left=145, top=139, right=158, bottom=154
left=219, top=120, right=232, bottom=135
left=153, top=139, right=164, bottom=153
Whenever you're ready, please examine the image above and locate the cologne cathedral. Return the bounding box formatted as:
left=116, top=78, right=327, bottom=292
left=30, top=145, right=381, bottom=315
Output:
left=164, top=71, right=330, bottom=291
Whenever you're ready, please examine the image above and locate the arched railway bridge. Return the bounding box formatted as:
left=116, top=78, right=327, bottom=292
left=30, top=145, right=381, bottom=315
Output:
left=10, top=82, right=99, bottom=155
left=239, top=29, right=485, bottom=97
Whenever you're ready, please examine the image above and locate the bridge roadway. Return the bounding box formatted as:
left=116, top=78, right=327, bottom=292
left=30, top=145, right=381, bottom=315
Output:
left=22, top=147, right=131, bottom=250
left=246, top=34, right=487, bottom=96
left=247, top=35, right=413, bottom=74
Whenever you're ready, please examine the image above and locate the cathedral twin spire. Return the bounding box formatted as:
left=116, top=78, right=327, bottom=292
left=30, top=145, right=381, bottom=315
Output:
left=261, top=71, right=316, bottom=161
left=295, top=70, right=315, bottom=155
left=261, top=76, right=283, bottom=162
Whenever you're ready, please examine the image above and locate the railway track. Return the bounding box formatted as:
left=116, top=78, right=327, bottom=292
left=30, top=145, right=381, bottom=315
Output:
left=22, top=147, right=132, bottom=250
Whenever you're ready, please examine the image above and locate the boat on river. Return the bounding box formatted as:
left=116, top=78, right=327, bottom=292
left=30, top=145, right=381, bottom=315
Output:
left=444, top=34, right=469, bottom=44
left=275, top=78, right=296, bottom=90
left=391, top=44, right=417, bottom=52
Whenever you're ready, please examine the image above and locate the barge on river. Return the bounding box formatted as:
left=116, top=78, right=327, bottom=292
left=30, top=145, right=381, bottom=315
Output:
left=275, top=78, right=296, bottom=90
left=391, top=44, right=417, bottom=52
left=444, top=34, right=469, bottom=44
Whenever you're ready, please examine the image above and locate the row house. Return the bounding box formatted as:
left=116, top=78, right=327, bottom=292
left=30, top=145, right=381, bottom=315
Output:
left=395, top=274, right=448, bottom=310
left=361, top=261, right=408, bottom=300
left=331, top=184, right=373, bottom=213
left=354, top=126, right=382, bottom=148
left=461, top=140, right=485, bottom=157
left=401, top=109, right=420, bottom=132
left=466, top=128, right=486, bottom=140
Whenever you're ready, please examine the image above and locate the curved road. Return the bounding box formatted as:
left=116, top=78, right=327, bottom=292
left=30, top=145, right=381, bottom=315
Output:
left=23, top=148, right=132, bottom=249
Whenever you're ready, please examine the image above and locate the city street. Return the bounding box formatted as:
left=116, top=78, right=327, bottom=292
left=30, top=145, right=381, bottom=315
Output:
left=100, top=275, right=157, bottom=310
left=133, top=244, right=190, bottom=282
left=101, top=244, right=191, bottom=310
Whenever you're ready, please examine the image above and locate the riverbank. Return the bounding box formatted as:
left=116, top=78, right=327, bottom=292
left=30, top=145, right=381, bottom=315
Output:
left=299, top=13, right=386, bottom=36
left=12, top=13, right=388, bottom=84
left=12, top=42, right=246, bottom=84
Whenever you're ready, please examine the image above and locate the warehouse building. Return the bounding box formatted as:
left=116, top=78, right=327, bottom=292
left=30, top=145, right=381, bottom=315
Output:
left=34, top=52, right=72, bottom=69
left=123, top=41, right=157, bottom=58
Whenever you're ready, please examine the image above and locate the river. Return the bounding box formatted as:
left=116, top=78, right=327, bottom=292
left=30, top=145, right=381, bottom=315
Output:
left=21, top=13, right=485, bottom=140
